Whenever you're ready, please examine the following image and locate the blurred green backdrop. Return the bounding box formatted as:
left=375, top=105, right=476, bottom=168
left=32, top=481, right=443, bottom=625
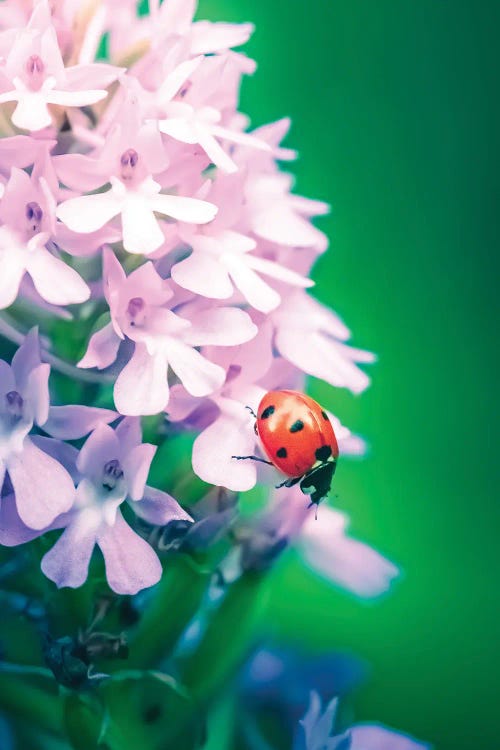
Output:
left=196, top=2, right=499, bottom=749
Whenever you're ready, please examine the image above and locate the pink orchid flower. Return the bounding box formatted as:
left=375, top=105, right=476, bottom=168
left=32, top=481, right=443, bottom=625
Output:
left=40, top=418, right=192, bottom=595
left=55, top=96, right=218, bottom=255
left=79, top=249, right=257, bottom=415
left=0, top=167, right=90, bottom=308
left=0, top=1, right=122, bottom=131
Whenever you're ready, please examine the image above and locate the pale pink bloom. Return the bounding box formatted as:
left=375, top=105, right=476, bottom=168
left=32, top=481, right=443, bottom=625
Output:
left=79, top=249, right=257, bottom=415
left=40, top=419, right=192, bottom=594
left=0, top=329, right=73, bottom=530
left=244, top=172, right=329, bottom=250
left=141, top=0, right=254, bottom=58
left=55, top=98, right=218, bottom=255
left=0, top=167, right=90, bottom=308
left=0, top=135, right=55, bottom=175
left=171, top=175, right=314, bottom=312
left=283, top=489, right=399, bottom=598
left=155, top=50, right=268, bottom=173
left=271, top=291, right=376, bottom=394
left=0, top=1, right=122, bottom=131
left=158, top=101, right=270, bottom=174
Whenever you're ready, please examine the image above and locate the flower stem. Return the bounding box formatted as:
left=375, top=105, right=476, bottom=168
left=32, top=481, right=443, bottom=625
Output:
left=0, top=314, right=114, bottom=385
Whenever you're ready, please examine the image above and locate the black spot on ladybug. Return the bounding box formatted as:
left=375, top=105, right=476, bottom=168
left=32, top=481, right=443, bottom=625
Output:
left=321, top=410, right=329, bottom=420
left=289, top=419, right=304, bottom=433
left=276, top=447, right=288, bottom=458
left=315, top=445, right=332, bottom=462
left=260, top=405, right=275, bottom=419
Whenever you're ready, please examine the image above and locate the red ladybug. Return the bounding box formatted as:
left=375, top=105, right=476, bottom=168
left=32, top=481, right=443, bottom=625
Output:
left=232, top=390, right=339, bottom=506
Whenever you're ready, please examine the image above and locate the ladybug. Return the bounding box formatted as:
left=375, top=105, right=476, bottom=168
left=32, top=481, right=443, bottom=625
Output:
left=232, top=390, right=339, bottom=506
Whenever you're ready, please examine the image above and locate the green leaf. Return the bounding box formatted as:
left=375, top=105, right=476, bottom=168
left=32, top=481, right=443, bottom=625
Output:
left=0, top=663, right=62, bottom=735
left=127, top=555, right=210, bottom=669
left=64, top=693, right=104, bottom=750
left=99, top=670, right=203, bottom=750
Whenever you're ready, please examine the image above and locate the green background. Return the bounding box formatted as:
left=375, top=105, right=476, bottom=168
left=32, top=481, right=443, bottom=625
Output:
left=197, top=2, right=498, bottom=749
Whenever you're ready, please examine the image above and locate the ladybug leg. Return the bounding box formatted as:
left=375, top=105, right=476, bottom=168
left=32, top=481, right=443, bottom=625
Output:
left=231, top=454, right=273, bottom=465
left=306, top=501, right=320, bottom=521
left=245, top=405, right=258, bottom=419
left=275, top=476, right=302, bottom=490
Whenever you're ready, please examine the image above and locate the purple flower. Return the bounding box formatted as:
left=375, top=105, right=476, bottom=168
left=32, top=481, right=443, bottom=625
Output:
left=0, top=328, right=75, bottom=530
left=297, top=692, right=430, bottom=750
left=41, top=418, right=191, bottom=595
left=0, top=2, right=122, bottom=131
left=271, top=291, right=376, bottom=394
left=0, top=167, right=90, bottom=308
left=170, top=174, right=314, bottom=313
left=269, top=485, right=399, bottom=599
left=55, top=92, right=218, bottom=255
left=79, top=249, right=257, bottom=415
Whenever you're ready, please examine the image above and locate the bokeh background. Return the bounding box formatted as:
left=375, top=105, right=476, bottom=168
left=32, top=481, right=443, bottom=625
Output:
left=196, top=2, right=499, bottom=749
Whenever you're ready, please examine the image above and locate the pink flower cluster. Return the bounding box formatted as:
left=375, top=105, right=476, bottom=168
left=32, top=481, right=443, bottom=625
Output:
left=0, top=0, right=388, bottom=597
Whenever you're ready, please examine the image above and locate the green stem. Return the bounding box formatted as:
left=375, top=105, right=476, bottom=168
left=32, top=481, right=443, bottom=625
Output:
left=0, top=663, right=63, bottom=736
left=127, top=555, right=211, bottom=669
left=181, top=571, right=269, bottom=702
left=0, top=314, right=113, bottom=385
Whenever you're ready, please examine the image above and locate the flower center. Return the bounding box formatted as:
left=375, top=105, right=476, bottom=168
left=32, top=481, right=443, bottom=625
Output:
left=126, top=296, right=146, bottom=327
left=25, top=202, right=43, bottom=235
left=120, top=149, right=139, bottom=181
left=25, top=55, right=45, bottom=91
left=102, top=459, right=123, bottom=491
left=5, top=390, right=24, bottom=419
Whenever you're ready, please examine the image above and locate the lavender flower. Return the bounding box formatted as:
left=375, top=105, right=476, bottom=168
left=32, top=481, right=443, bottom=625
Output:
left=41, top=418, right=191, bottom=595
left=297, top=692, right=430, bottom=750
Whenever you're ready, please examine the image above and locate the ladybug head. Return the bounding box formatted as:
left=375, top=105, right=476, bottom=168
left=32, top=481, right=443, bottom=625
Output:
left=299, top=460, right=336, bottom=505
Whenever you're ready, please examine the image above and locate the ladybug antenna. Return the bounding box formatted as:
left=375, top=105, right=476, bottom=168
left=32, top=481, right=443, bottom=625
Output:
left=245, top=405, right=257, bottom=418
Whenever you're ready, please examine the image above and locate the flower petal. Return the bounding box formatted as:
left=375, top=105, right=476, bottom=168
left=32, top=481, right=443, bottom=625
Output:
left=44, top=405, right=117, bottom=440
left=151, top=193, right=218, bottom=224
left=24, top=362, right=50, bottom=426
left=121, top=192, right=164, bottom=255
left=26, top=247, right=90, bottom=305
left=76, top=422, right=119, bottom=478
left=166, top=340, right=225, bottom=397
left=300, top=507, right=399, bottom=598
left=8, top=437, right=75, bottom=530
left=78, top=322, right=121, bottom=369
left=132, top=485, right=193, bottom=526
left=97, top=510, right=162, bottom=595
left=350, top=725, right=430, bottom=750
left=64, top=63, right=124, bottom=91
left=192, top=409, right=257, bottom=491
left=46, top=88, right=107, bottom=107
left=56, top=191, right=122, bottom=234
left=11, top=327, right=42, bottom=390
left=196, top=125, right=238, bottom=173
left=184, top=307, right=257, bottom=346
left=10, top=92, right=52, bottom=131
left=0, top=247, right=25, bottom=309
left=224, top=255, right=281, bottom=312
left=122, top=443, right=156, bottom=501
left=0, top=492, right=45, bottom=547
left=245, top=254, right=314, bottom=288
left=171, top=251, right=234, bottom=299
left=114, top=344, right=169, bottom=416
left=276, top=328, right=371, bottom=394
left=41, top=508, right=100, bottom=588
